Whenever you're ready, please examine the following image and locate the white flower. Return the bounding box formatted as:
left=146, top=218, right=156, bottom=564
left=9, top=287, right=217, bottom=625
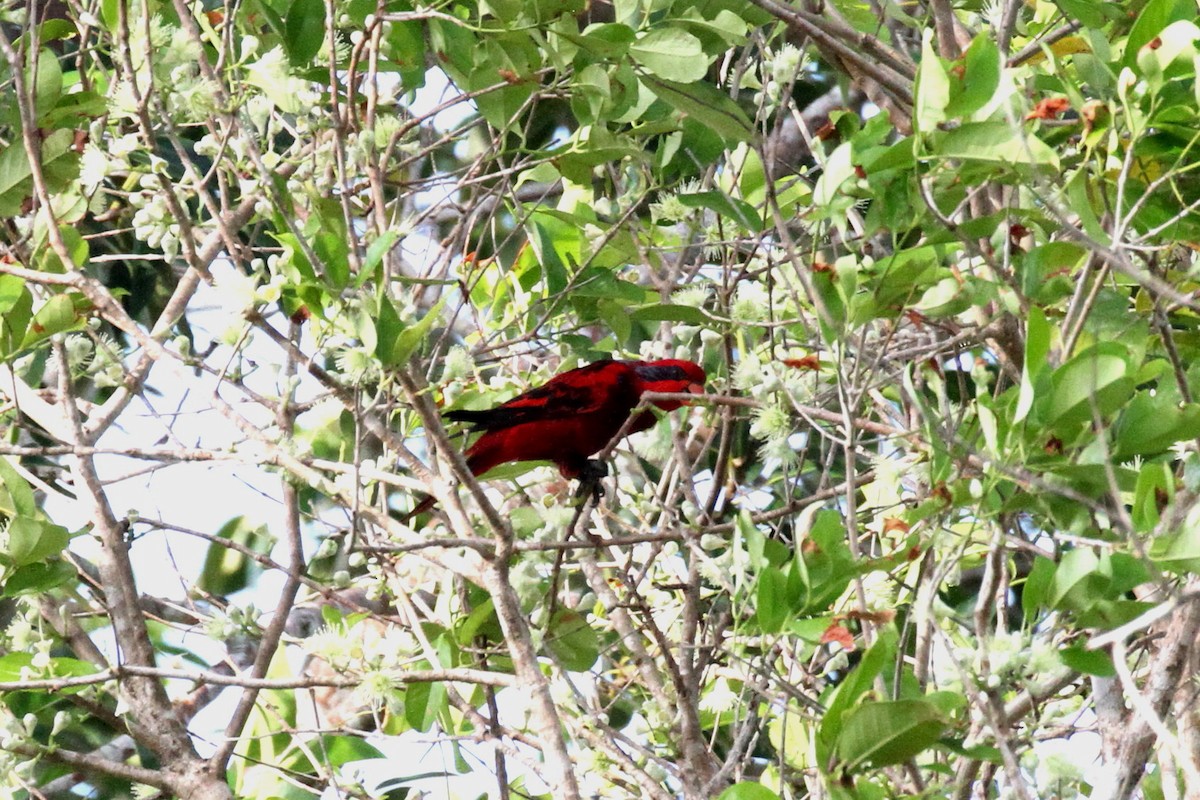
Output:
left=5, top=617, right=35, bottom=650
left=700, top=677, right=739, bottom=715
left=164, top=26, right=201, bottom=70
left=771, top=43, right=805, bottom=85
left=215, top=268, right=259, bottom=313
left=79, top=144, right=111, bottom=191
left=650, top=192, right=690, bottom=224
left=354, top=668, right=402, bottom=710
left=1033, top=751, right=1084, bottom=796
left=673, top=284, right=709, bottom=309
left=245, top=46, right=316, bottom=113
left=335, top=347, right=379, bottom=384
left=732, top=349, right=763, bottom=394
left=108, top=80, right=140, bottom=119
left=108, top=133, right=140, bottom=158
left=638, top=340, right=668, bottom=360
left=509, top=558, right=547, bottom=609
left=731, top=281, right=771, bottom=323
left=30, top=649, right=51, bottom=670
left=855, top=569, right=896, bottom=610
left=750, top=403, right=791, bottom=441
left=441, top=346, right=473, bottom=381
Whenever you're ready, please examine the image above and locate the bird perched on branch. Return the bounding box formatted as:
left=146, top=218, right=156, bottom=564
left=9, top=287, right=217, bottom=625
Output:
left=408, top=358, right=706, bottom=517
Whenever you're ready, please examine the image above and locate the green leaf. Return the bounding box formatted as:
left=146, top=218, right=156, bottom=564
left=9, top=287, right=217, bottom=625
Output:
left=562, top=23, right=636, bottom=59
left=571, top=63, right=611, bottom=125
left=21, top=292, right=86, bottom=349
left=1109, top=552, right=1152, bottom=596
left=373, top=291, right=404, bottom=364
left=30, top=49, right=63, bottom=121
left=914, top=30, right=950, bottom=131
left=597, top=298, right=632, bottom=344
left=1151, top=523, right=1200, bottom=574
left=835, top=699, right=947, bottom=768
left=1133, top=462, right=1172, bottom=532
left=914, top=276, right=967, bottom=317
left=0, top=652, right=33, bottom=681
left=198, top=517, right=274, bottom=595
left=49, top=655, right=99, bottom=679
left=285, top=0, right=326, bottom=65
left=1115, top=394, right=1200, bottom=458
left=938, top=738, right=1004, bottom=763
left=1066, top=168, right=1110, bottom=244
left=1060, top=642, right=1115, bottom=676
left=359, top=230, right=400, bottom=288
left=0, top=456, right=38, bottom=517
left=0, top=129, right=76, bottom=215
left=630, top=28, right=709, bottom=82
left=570, top=267, right=646, bottom=301
left=1136, top=20, right=1200, bottom=83
left=37, top=18, right=78, bottom=42
left=380, top=296, right=446, bottom=368
left=678, top=190, right=762, bottom=232
left=544, top=610, right=599, bottom=672
left=818, top=626, right=896, bottom=759
left=526, top=216, right=570, bottom=295
left=674, top=9, right=751, bottom=47
left=316, top=734, right=385, bottom=766
left=629, top=303, right=711, bottom=324
left=1022, top=242, right=1086, bottom=300
left=1050, top=548, right=1110, bottom=612
left=455, top=598, right=501, bottom=645
left=0, top=274, right=28, bottom=314
left=37, top=226, right=89, bottom=274
left=945, top=35, right=1000, bottom=119
left=756, top=566, right=790, bottom=633
left=405, top=677, right=447, bottom=732
left=716, top=784, right=781, bottom=800
left=1015, top=305, right=1049, bottom=424
left=1022, top=556, right=1056, bottom=624
left=1054, top=0, right=1121, bottom=28
left=934, top=122, right=1060, bottom=168
left=767, top=701, right=815, bottom=770
left=798, top=510, right=857, bottom=612
left=813, top=142, right=856, bottom=207
left=0, top=278, right=32, bottom=358
left=313, top=231, right=350, bottom=290
left=1043, top=343, right=1135, bottom=433
left=2, top=559, right=76, bottom=597
left=519, top=0, right=586, bottom=23
left=643, top=76, right=754, bottom=142
left=1124, top=0, right=1196, bottom=69
left=5, top=518, right=70, bottom=567
left=39, top=90, right=108, bottom=130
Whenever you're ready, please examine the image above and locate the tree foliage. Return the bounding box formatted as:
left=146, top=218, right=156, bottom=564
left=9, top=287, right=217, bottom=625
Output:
left=1, top=0, right=1199, bottom=797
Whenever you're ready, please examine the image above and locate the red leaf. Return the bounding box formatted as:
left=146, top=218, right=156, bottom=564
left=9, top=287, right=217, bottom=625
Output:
left=821, top=624, right=856, bottom=650
left=782, top=355, right=821, bottom=371
left=846, top=609, right=896, bottom=625
left=1024, top=97, right=1071, bottom=121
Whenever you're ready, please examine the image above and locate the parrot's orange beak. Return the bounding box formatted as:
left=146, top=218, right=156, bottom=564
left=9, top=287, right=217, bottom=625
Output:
left=678, top=382, right=704, bottom=405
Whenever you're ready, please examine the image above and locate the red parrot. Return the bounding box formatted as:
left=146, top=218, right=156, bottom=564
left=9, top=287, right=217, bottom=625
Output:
left=408, top=358, right=706, bottom=517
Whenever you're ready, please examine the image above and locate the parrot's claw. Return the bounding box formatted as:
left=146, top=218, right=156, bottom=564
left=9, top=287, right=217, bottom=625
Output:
left=575, top=460, right=609, bottom=504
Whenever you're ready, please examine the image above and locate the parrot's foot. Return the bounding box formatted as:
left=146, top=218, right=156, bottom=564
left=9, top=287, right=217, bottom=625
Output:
left=574, top=459, right=609, bottom=505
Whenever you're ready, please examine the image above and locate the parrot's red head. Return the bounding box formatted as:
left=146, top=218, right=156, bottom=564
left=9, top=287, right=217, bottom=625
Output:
left=631, top=359, right=707, bottom=409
